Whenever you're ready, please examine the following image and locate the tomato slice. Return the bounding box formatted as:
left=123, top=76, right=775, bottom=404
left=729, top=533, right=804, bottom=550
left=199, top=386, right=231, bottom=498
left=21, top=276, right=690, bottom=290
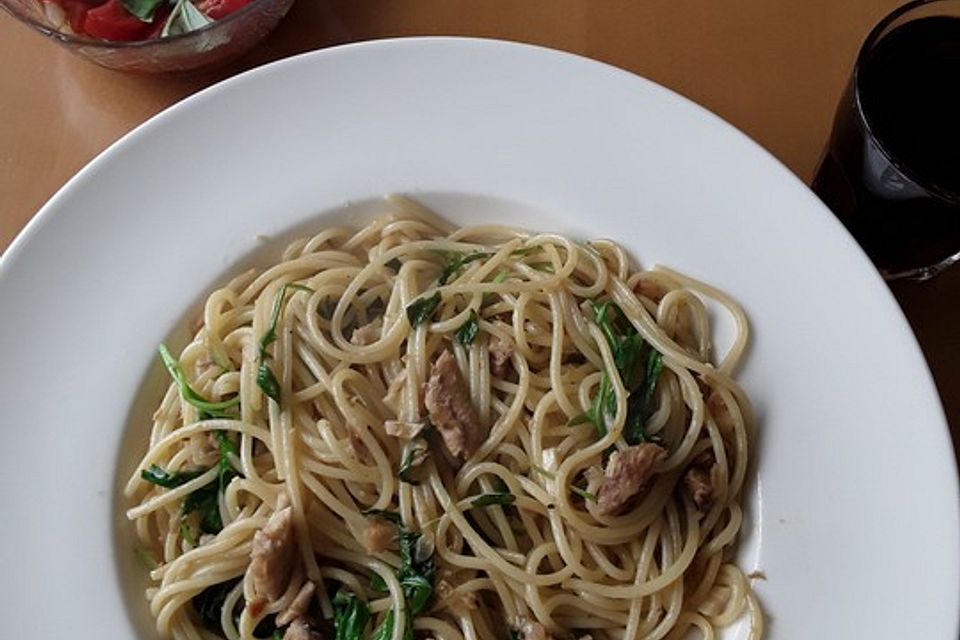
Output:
left=196, top=0, right=251, bottom=20
left=55, top=0, right=102, bottom=34
left=82, top=0, right=155, bottom=41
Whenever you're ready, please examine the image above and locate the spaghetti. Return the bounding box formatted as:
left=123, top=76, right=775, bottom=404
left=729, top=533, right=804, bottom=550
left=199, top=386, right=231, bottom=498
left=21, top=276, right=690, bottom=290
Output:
left=125, top=196, right=763, bottom=640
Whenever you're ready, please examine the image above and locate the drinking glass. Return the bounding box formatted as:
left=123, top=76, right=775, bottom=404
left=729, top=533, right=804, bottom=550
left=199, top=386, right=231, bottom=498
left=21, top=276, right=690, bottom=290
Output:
left=812, top=0, right=960, bottom=281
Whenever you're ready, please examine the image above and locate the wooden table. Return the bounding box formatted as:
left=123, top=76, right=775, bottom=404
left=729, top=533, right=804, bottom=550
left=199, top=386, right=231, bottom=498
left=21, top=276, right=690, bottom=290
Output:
left=2, top=0, right=958, bottom=458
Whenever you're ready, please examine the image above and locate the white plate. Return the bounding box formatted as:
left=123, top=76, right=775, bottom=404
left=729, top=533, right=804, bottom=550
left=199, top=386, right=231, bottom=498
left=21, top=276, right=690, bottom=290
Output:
left=0, top=38, right=956, bottom=639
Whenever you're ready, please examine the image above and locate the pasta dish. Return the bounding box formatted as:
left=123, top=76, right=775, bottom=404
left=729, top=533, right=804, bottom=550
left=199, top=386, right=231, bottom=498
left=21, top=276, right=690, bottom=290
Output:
left=125, top=196, right=762, bottom=640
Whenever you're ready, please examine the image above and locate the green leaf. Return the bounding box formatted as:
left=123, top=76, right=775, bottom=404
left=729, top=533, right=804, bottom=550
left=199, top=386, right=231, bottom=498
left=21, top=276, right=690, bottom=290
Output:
left=141, top=464, right=205, bottom=489
left=624, top=349, right=664, bottom=445
left=587, top=373, right=616, bottom=436
left=591, top=300, right=619, bottom=350
left=614, top=332, right=645, bottom=390
left=531, top=263, right=554, bottom=273
left=361, top=509, right=402, bottom=525
left=470, top=492, right=516, bottom=508
left=257, top=363, right=281, bottom=403
left=437, top=251, right=491, bottom=286
left=570, top=486, right=598, bottom=503
left=530, top=464, right=556, bottom=480
left=192, top=579, right=239, bottom=629
left=260, top=283, right=315, bottom=358
left=455, top=309, right=480, bottom=345
left=369, top=572, right=388, bottom=593
left=213, top=430, right=239, bottom=491
left=256, top=283, right=314, bottom=405
left=371, top=610, right=397, bottom=640
left=400, top=572, right=432, bottom=616
left=180, top=521, right=197, bottom=546
left=183, top=484, right=222, bottom=534
left=642, top=350, right=664, bottom=413
left=568, top=413, right=592, bottom=427
left=405, top=292, right=441, bottom=328
left=366, top=528, right=434, bottom=640
left=161, top=0, right=212, bottom=37
left=177, top=431, right=241, bottom=535
left=398, top=530, right=435, bottom=615
left=134, top=547, right=158, bottom=570
left=159, top=344, right=240, bottom=418
left=577, top=300, right=666, bottom=445
left=333, top=589, right=371, bottom=640
left=318, top=297, right=336, bottom=320
left=121, top=0, right=165, bottom=21
left=398, top=440, right=428, bottom=485
left=398, top=529, right=419, bottom=573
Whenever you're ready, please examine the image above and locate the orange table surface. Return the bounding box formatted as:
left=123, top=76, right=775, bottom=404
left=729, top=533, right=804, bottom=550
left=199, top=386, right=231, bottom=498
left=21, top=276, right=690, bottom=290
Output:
left=2, top=0, right=958, bottom=460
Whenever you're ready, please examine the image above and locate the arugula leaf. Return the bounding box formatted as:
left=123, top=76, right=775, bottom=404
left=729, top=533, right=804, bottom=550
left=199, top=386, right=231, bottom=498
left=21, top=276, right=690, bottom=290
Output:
left=641, top=350, right=664, bottom=417
left=180, top=520, right=197, bottom=547
left=370, top=531, right=432, bottom=640
left=470, top=492, right=516, bottom=508
left=159, top=344, right=240, bottom=418
left=614, top=333, right=645, bottom=389
left=570, top=485, right=598, bottom=503
left=369, top=572, right=388, bottom=593
left=568, top=413, right=592, bottom=427
left=400, top=572, right=432, bottom=616
left=121, top=0, right=165, bottom=21
left=437, top=251, right=491, bottom=286
left=574, top=372, right=616, bottom=436
left=405, top=292, right=441, bottom=327
left=192, top=578, right=239, bottom=629
left=530, top=464, right=556, bottom=480
left=371, top=609, right=405, bottom=640
left=574, top=301, right=665, bottom=444
left=361, top=509, right=402, bottom=525
left=257, top=363, right=281, bottom=403
left=398, top=439, right=428, bottom=485
left=333, top=589, right=371, bottom=640
left=256, top=283, right=314, bottom=403
left=194, top=578, right=281, bottom=636
left=455, top=309, right=480, bottom=345
left=259, top=283, right=315, bottom=358
left=134, top=547, right=158, bottom=570
left=624, top=349, right=665, bottom=444
left=183, top=483, right=222, bottom=534
left=398, top=530, right=435, bottom=615
left=177, top=431, right=240, bottom=535
left=213, top=430, right=239, bottom=491
left=318, top=297, right=337, bottom=320
left=141, top=464, right=205, bottom=489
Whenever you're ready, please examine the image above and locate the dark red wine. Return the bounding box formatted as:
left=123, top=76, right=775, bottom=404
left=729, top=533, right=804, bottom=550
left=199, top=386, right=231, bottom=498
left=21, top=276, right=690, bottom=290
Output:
left=813, top=15, right=960, bottom=276
left=858, top=16, right=960, bottom=197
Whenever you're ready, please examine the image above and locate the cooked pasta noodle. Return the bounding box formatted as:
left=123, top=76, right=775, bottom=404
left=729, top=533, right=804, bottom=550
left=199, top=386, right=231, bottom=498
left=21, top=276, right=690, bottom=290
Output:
left=125, top=196, right=762, bottom=640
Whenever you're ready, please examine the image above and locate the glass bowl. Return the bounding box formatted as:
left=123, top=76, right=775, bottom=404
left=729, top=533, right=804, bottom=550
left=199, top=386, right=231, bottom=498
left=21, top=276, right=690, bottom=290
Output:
left=0, top=0, right=296, bottom=73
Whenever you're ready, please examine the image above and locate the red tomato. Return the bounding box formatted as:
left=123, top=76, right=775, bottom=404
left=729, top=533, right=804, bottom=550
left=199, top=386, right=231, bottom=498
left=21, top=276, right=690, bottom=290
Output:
left=53, top=0, right=103, bottom=34
left=196, top=0, right=251, bottom=20
left=83, top=0, right=154, bottom=41
left=146, top=3, right=173, bottom=38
